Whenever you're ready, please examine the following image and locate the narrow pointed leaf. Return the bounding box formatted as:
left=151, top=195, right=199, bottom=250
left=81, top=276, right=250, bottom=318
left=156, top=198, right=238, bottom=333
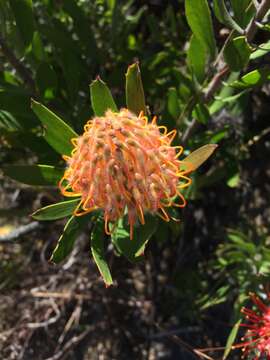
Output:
left=50, top=215, right=89, bottom=263
left=90, top=77, right=118, bottom=116
left=184, top=144, right=218, bottom=171
left=185, top=0, right=216, bottom=59
left=91, top=216, right=113, bottom=286
left=9, top=0, right=34, bottom=47
left=32, top=199, right=81, bottom=220
left=31, top=99, right=78, bottom=155
left=125, top=62, right=146, bottom=115
left=112, top=214, right=157, bottom=263
left=3, top=164, right=64, bottom=186
left=223, top=319, right=241, bottom=359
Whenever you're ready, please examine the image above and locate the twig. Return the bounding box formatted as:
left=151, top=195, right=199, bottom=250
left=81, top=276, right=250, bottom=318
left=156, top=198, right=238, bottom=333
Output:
left=56, top=300, right=82, bottom=349
left=44, top=328, right=91, bottom=360
left=26, top=298, right=61, bottom=329
left=203, top=66, right=229, bottom=103
left=246, top=0, right=270, bottom=42
left=0, top=35, right=37, bottom=95
left=0, top=221, right=40, bottom=242
left=154, top=323, right=214, bottom=360
left=30, top=290, right=92, bottom=300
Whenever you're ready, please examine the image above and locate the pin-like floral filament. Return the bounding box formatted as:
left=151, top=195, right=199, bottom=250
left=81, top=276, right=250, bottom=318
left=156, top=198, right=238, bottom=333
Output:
left=59, top=109, right=193, bottom=238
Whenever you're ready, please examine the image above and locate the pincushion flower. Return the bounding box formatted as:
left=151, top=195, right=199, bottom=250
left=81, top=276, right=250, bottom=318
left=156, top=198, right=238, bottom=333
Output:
left=233, top=292, right=270, bottom=359
left=59, top=108, right=193, bottom=239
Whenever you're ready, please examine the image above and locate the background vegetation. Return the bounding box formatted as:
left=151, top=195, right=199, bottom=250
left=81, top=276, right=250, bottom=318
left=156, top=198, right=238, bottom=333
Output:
left=1, top=0, right=270, bottom=359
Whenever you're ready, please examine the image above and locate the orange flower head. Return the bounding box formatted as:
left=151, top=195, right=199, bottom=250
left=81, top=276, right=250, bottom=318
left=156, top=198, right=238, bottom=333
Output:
left=59, top=109, right=192, bottom=238
left=233, top=292, right=270, bottom=359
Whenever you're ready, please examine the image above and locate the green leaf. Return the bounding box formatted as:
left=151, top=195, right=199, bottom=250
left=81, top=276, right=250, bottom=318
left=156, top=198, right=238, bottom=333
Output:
left=224, top=36, right=251, bottom=71
left=31, top=99, right=78, bottom=155
left=125, top=62, right=146, bottom=115
left=184, top=144, right=218, bottom=171
left=192, top=103, right=210, bottom=124
left=9, top=0, right=34, bottom=47
left=187, top=35, right=206, bottom=83
left=111, top=214, right=157, bottom=263
left=185, top=0, right=216, bottom=59
left=223, top=319, right=241, bottom=359
left=32, top=199, right=81, bottom=220
left=90, top=77, right=118, bottom=116
left=50, top=215, right=90, bottom=263
left=227, top=173, right=240, bottom=188
left=231, top=0, right=255, bottom=27
left=91, top=216, right=113, bottom=286
left=230, top=68, right=270, bottom=89
left=2, top=164, right=64, bottom=186
left=250, top=41, right=270, bottom=60
left=213, top=0, right=244, bottom=33
left=167, top=87, right=181, bottom=119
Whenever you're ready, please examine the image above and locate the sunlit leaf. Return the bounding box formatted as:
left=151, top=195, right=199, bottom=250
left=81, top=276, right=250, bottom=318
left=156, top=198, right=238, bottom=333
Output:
left=32, top=199, right=81, bottom=220
left=184, top=144, right=218, bottom=171
left=250, top=41, right=270, bottom=60
left=31, top=99, right=78, bottom=155
left=125, top=62, right=146, bottom=115
left=90, top=77, right=118, bottom=116
left=230, top=68, right=270, bottom=89
left=3, top=164, right=64, bottom=186
left=185, top=0, right=216, bottom=59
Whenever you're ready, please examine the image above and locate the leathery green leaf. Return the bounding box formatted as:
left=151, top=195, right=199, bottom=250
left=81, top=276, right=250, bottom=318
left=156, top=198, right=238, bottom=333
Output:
left=31, top=99, right=78, bottom=155
left=224, top=36, right=251, bottom=72
left=185, top=0, right=216, bottom=59
left=187, top=35, right=206, bottom=83
left=230, top=68, right=270, bottom=89
left=111, top=213, right=157, bottom=263
left=3, top=164, right=64, bottom=186
left=125, top=62, right=146, bottom=115
left=223, top=319, right=241, bottom=359
left=90, top=76, right=118, bottom=116
left=91, top=216, right=113, bottom=286
left=183, top=144, right=218, bottom=171
left=32, top=199, right=81, bottom=220
left=213, top=0, right=244, bottom=33
left=50, top=215, right=90, bottom=263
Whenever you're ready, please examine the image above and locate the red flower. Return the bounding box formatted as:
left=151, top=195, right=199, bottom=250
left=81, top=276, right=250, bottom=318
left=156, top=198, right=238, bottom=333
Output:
left=59, top=109, right=192, bottom=239
left=233, top=292, right=270, bottom=359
